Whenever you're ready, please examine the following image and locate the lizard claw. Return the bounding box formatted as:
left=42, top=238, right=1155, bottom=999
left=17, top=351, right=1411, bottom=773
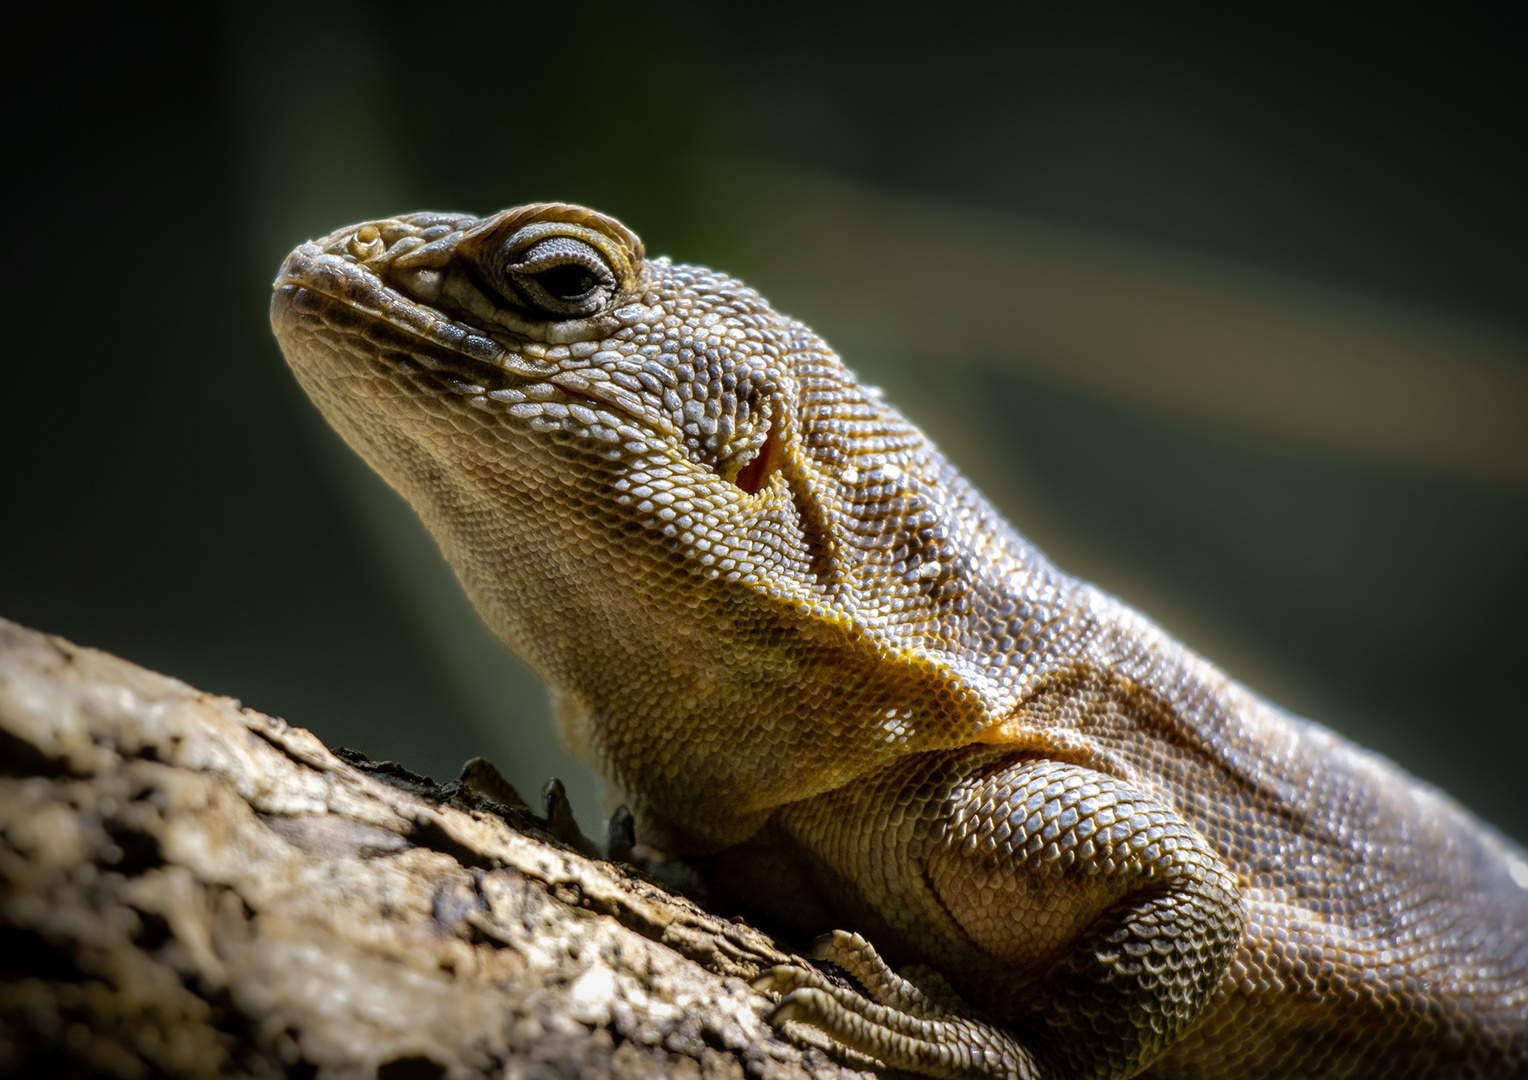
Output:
left=540, top=777, right=601, bottom=859
left=768, top=988, right=825, bottom=1027
left=751, top=963, right=826, bottom=996
left=758, top=934, right=1037, bottom=1080
left=602, top=804, right=636, bottom=863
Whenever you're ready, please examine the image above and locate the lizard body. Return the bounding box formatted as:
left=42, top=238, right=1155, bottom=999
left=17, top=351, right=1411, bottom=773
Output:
left=271, top=204, right=1528, bottom=1078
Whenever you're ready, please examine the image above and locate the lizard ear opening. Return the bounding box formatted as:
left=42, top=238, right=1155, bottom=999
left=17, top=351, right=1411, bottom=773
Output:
left=733, top=431, right=780, bottom=495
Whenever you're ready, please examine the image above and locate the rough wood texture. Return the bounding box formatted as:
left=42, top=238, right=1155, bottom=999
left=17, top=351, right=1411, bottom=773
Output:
left=0, top=617, right=872, bottom=1080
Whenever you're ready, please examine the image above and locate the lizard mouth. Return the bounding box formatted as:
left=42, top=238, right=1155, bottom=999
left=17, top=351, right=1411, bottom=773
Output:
left=272, top=264, right=777, bottom=493
left=270, top=231, right=655, bottom=412
left=271, top=247, right=566, bottom=382
left=273, top=278, right=671, bottom=447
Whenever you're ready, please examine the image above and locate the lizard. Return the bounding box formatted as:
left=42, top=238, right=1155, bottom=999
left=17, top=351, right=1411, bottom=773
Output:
left=269, top=202, right=1528, bottom=1079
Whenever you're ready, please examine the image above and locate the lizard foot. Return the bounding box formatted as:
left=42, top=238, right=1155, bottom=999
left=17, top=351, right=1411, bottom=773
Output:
left=754, top=931, right=1040, bottom=1080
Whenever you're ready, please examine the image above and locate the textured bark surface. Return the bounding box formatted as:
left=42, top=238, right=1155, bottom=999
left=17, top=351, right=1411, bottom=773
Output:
left=0, top=617, right=874, bottom=1080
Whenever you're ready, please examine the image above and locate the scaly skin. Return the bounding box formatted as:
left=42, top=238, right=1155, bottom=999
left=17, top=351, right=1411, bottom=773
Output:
left=270, top=204, right=1528, bottom=1078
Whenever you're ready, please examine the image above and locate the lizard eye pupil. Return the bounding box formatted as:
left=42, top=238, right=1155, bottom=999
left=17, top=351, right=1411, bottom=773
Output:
left=496, top=233, right=618, bottom=319
left=533, top=264, right=599, bottom=300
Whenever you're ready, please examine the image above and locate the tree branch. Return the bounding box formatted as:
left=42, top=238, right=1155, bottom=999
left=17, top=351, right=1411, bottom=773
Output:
left=0, top=617, right=875, bottom=1079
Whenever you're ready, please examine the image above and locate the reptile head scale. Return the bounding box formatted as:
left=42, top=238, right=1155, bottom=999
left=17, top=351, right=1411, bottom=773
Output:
left=272, top=203, right=1528, bottom=1079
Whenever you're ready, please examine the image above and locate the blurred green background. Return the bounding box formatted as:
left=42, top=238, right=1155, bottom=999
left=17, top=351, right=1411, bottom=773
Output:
left=4, top=3, right=1524, bottom=841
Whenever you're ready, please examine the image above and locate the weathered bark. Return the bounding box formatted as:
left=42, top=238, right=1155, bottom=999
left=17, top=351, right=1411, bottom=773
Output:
left=0, top=617, right=876, bottom=1080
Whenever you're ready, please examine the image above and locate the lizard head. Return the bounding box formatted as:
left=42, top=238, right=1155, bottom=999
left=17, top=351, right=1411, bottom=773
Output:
left=272, top=204, right=782, bottom=486
left=271, top=204, right=1026, bottom=844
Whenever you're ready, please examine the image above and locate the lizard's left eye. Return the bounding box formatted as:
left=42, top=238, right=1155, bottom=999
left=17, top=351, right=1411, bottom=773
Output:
left=499, top=236, right=616, bottom=318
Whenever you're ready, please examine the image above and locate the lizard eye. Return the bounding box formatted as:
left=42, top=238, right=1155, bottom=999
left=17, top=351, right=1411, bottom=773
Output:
left=532, top=263, right=599, bottom=299
left=499, top=235, right=616, bottom=318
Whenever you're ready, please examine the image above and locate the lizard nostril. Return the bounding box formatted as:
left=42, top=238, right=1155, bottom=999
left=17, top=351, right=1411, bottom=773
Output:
left=348, top=225, right=384, bottom=260
left=733, top=431, right=778, bottom=495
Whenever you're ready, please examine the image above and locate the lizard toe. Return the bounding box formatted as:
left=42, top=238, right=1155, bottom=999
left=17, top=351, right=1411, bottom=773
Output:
left=767, top=983, right=1037, bottom=1080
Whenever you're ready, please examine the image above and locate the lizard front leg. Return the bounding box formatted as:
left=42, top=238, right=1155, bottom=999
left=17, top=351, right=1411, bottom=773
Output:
left=763, top=750, right=1245, bottom=1079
